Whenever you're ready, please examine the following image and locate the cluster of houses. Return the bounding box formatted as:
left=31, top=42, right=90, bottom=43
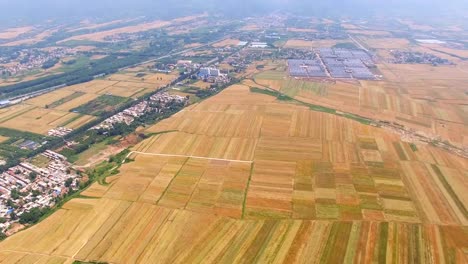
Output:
left=153, top=60, right=201, bottom=74
left=0, top=47, right=76, bottom=77
left=390, top=50, right=452, bottom=66
left=47, top=127, right=73, bottom=137
left=91, top=92, right=188, bottom=131
left=0, top=150, right=79, bottom=232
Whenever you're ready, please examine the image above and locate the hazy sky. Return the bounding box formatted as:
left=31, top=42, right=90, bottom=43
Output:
left=0, top=0, right=466, bottom=24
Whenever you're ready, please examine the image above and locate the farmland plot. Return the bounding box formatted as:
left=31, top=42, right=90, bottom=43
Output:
left=0, top=82, right=466, bottom=263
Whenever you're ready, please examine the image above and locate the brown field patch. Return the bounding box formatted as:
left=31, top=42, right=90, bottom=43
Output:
left=212, top=38, right=240, bottom=47
left=284, top=39, right=350, bottom=48
left=347, top=30, right=392, bottom=36
left=360, top=37, right=411, bottom=49
left=0, top=26, right=33, bottom=40
left=60, top=20, right=171, bottom=42
left=1, top=29, right=58, bottom=46
left=287, top=28, right=317, bottom=33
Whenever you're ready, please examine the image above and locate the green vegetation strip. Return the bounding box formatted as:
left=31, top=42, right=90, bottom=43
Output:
left=378, top=222, right=389, bottom=263
left=59, top=113, right=84, bottom=127
left=71, top=95, right=129, bottom=116
left=241, top=163, right=255, bottom=219
left=0, top=106, right=35, bottom=123
left=47, top=91, right=85, bottom=108
left=249, top=87, right=374, bottom=126
left=320, top=222, right=353, bottom=263
left=430, top=164, right=467, bottom=217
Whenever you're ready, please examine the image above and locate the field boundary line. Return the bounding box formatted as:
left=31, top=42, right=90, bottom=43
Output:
left=126, top=151, right=254, bottom=164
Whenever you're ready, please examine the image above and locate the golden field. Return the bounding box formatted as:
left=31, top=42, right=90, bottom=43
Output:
left=59, top=20, right=171, bottom=42
left=284, top=39, right=350, bottom=48
left=59, top=15, right=203, bottom=43
left=0, top=26, right=33, bottom=40
left=212, top=38, right=240, bottom=47
left=0, top=69, right=179, bottom=135
left=251, top=60, right=468, bottom=147
left=0, top=83, right=466, bottom=263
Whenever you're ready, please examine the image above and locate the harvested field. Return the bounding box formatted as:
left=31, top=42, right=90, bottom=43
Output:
left=1, top=29, right=58, bottom=46
left=0, top=81, right=466, bottom=262
left=59, top=20, right=171, bottom=42
left=253, top=60, right=468, bottom=146
left=284, top=39, right=350, bottom=48
left=0, top=202, right=466, bottom=263
left=68, top=19, right=130, bottom=32
left=0, top=107, right=87, bottom=134
left=0, top=26, right=33, bottom=40
left=212, top=38, right=240, bottom=47
left=25, top=90, right=77, bottom=108
left=347, top=30, right=392, bottom=36
left=53, top=93, right=100, bottom=112
left=64, top=80, right=118, bottom=94
left=360, top=37, right=411, bottom=49
left=287, top=28, right=317, bottom=33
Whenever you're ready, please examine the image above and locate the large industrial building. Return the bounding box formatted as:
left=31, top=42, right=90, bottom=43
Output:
left=288, top=48, right=376, bottom=80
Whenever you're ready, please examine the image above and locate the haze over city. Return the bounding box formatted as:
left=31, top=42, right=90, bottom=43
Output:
left=0, top=0, right=466, bottom=263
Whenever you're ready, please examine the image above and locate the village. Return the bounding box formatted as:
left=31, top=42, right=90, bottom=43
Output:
left=390, top=50, right=452, bottom=65
left=0, top=150, right=80, bottom=233
left=0, top=47, right=77, bottom=77
left=91, top=92, right=188, bottom=131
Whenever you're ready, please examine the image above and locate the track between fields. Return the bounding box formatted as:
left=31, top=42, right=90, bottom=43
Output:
left=124, top=151, right=254, bottom=164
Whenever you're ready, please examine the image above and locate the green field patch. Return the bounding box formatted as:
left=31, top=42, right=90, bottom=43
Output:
left=393, top=142, right=408, bottom=160
left=359, top=137, right=379, bottom=150
left=409, top=143, right=418, bottom=152
left=359, top=194, right=382, bottom=210
left=365, top=161, right=385, bottom=168
left=29, top=155, right=50, bottom=168
left=245, top=207, right=291, bottom=219
left=354, top=183, right=377, bottom=193
left=59, top=113, right=85, bottom=127
left=316, top=203, right=340, bottom=219
left=71, top=94, right=129, bottom=116
left=339, top=205, right=363, bottom=220
left=378, top=222, right=389, bottom=263
left=351, top=172, right=374, bottom=186
left=292, top=200, right=315, bottom=219
left=294, top=182, right=313, bottom=191
left=430, top=164, right=467, bottom=217
left=312, top=162, right=333, bottom=173
left=315, top=173, right=335, bottom=188
left=377, top=184, right=411, bottom=200
left=254, top=70, right=286, bottom=80
left=48, top=91, right=85, bottom=108
left=320, top=222, right=353, bottom=263
left=218, top=189, right=245, bottom=206
left=72, top=141, right=109, bottom=165
left=384, top=209, right=418, bottom=217
left=369, top=168, right=401, bottom=179
left=280, top=79, right=328, bottom=97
